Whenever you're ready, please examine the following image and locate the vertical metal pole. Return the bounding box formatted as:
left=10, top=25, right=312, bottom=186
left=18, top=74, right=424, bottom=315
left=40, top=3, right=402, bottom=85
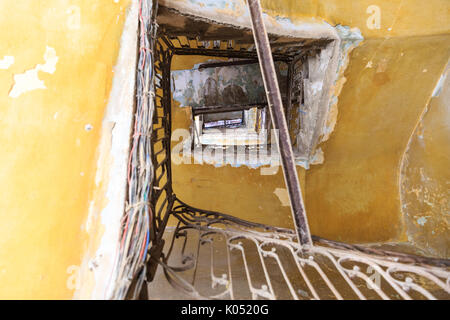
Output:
left=246, top=0, right=312, bottom=246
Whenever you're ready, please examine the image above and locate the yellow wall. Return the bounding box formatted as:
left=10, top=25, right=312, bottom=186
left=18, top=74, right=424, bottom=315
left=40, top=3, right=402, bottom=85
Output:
left=306, top=35, right=450, bottom=243
left=0, top=0, right=130, bottom=299
left=261, top=0, right=449, bottom=38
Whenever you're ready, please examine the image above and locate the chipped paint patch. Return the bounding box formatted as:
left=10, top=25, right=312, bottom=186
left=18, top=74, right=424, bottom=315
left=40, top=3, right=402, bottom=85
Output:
left=416, top=216, right=430, bottom=226
left=0, top=56, right=14, bottom=69
left=320, top=25, right=363, bottom=145
left=310, top=147, right=324, bottom=165
left=274, top=188, right=290, bottom=206
left=9, top=46, right=58, bottom=98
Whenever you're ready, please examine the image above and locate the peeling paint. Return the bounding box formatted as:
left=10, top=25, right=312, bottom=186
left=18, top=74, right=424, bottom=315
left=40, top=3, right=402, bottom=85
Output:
left=416, top=216, right=430, bottom=226
left=310, top=147, right=324, bottom=165
left=319, top=25, right=363, bottom=145
left=274, top=188, right=290, bottom=206
left=9, top=46, right=58, bottom=98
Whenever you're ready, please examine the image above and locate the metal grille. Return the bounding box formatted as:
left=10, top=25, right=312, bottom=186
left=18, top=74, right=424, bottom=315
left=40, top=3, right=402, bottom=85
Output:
left=119, top=0, right=450, bottom=300
left=159, top=199, right=450, bottom=300
left=149, top=36, right=174, bottom=243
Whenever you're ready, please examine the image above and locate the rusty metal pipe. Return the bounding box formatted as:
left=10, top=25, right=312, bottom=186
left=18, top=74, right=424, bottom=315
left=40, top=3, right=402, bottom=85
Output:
left=246, top=0, right=312, bottom=246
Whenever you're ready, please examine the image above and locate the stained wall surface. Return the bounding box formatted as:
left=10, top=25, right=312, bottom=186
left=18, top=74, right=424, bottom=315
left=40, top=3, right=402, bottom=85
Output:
left=400, top=65, right=449, bottom=258
left=306, top=35, right=450, bottom=244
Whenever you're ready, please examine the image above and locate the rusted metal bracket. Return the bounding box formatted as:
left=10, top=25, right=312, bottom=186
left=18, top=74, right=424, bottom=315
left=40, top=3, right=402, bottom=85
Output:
left=246, top=0, right=312, bottom=246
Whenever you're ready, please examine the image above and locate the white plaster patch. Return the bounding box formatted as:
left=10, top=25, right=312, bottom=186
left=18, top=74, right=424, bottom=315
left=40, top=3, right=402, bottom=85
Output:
left=417, top=216, right=430, bottom=226
left=318, top=25, right=363, bottom=156
left=9, top=69, right=46, bottom=98
left=310, top=81, right=323, bottom=94
left=310, top=147, right=324, bottom=165
left=9, top=46, right=59, bottom=98
left=274, top=188, right=290, bottom=207
left=0, top=56, right=14, bottom=69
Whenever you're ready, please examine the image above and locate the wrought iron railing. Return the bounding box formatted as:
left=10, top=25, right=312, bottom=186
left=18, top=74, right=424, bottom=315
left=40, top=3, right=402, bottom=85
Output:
left=158, top=199, right=450, bottom=300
